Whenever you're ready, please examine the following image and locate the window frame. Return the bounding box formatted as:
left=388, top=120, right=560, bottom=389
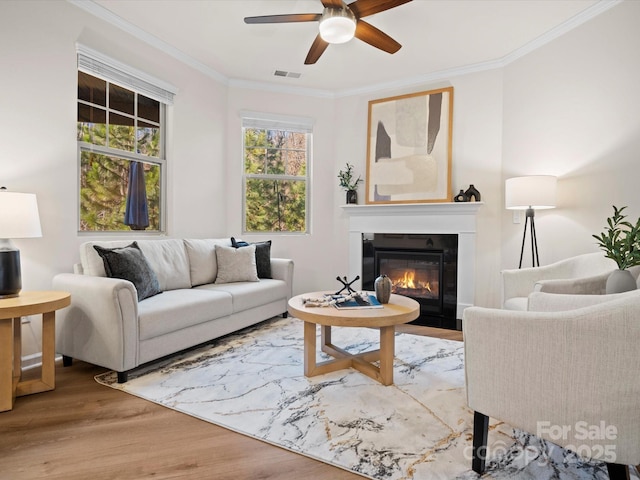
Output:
left=241, top=112, right=313, bottom=235
left=76, top=45, right=175, bottom=235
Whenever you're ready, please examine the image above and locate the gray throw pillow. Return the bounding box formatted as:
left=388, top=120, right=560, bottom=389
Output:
left=93, top=242, right=162, bottom=301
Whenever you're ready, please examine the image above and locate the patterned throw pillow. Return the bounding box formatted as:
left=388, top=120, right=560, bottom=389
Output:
left=93, top=242, right=162, bottom=301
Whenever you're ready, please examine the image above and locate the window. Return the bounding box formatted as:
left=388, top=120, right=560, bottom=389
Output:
left=242, top=113, right=312, bottom=233
left=76, top=46, right=175, bottom=233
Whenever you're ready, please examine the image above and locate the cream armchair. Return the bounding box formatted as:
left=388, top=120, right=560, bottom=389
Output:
left=501, top=252, right=615, bottom=310
left=463, top=291, right=640, bottom=479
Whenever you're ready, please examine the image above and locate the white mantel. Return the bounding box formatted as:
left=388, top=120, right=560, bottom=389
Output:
left=341, top=202, right=483, bottom=321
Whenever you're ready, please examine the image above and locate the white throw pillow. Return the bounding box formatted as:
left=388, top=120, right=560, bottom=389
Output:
left=214, top=244, right=259, bottom=284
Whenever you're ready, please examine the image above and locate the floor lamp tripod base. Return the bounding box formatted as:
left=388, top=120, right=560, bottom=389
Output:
left=518, top=207, right=539, bottom=269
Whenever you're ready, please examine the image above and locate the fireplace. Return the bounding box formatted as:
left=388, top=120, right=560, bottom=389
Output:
left=342, top=202, right=481, bottom=331
left=362, top=233, right=458, bottom=329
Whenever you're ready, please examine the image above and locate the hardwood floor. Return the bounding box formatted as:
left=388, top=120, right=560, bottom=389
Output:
left=0, top=325, right=462, bottom=480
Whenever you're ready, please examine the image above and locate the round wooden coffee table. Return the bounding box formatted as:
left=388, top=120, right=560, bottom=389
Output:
left=287, top=291, right=419, bottom=386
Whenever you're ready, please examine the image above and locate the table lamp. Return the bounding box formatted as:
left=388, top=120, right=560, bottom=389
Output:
left=0, top=188, right=42, bottom=298
left=505, top=175, right=557, bottom=268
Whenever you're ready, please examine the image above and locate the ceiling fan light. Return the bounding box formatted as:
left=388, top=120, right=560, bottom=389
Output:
left=319, top=8, right=356, bottom=44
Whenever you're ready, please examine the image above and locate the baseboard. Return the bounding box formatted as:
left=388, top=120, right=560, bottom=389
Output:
left=22, top=353, right=63, bottom=371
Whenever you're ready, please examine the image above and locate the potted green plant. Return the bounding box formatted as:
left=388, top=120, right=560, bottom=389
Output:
left=592, top=205, right=640, bottom=293
left=338, top=163, right=363, bottom=204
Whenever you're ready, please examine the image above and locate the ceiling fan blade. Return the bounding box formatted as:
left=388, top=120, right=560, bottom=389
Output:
left=244, top=13, right=321, bottom=24
left=349, top=0, right=412, bottom=19
left=304, top=35, right=330, bottom=64
left=354, top=20, right=401, bottom=53
left=321, top=0, right=344, bottom=8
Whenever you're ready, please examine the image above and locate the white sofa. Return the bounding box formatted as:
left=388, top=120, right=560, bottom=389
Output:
left=53, top=238, right=294, bottom=382
left=501, top=252, right=616, bottom=310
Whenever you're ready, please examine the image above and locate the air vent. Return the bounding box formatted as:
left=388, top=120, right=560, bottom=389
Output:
left=273, top=70, right=301, bottom=79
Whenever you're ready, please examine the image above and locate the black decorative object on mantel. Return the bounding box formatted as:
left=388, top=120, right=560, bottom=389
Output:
left=454, top=190, right=468, bottom=202
left=464, top=184, right=481, bottom=202
left=346, top=190, right=358, bottom=204
left=335, top=275, right=360, bottom=295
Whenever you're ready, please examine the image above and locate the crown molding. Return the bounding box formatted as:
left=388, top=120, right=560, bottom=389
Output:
left=501, top=0, right=623, bottom=65
left=68, top=0, right=622, bottom=99
left=67, top=0, right=228, bottom=85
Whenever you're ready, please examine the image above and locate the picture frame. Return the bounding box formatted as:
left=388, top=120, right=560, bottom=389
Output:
left=365, top=87, right=453, bottom=204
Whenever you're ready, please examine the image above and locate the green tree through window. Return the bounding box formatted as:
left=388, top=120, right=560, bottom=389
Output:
left=243, top=124, right=309, bottom=233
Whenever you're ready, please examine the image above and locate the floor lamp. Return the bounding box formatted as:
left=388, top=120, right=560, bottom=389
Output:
left=505, top=176, right=557, bottom=269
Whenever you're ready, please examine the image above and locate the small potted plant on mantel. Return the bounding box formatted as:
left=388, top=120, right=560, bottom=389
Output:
left=338, top=163, right=363, bottom=205
left=592, top=205, right=640, bottom=293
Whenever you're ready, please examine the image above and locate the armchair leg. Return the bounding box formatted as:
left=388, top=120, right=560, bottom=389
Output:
left=472, top=411, right=489, bottom=474
left=62, top=355, right=73, bottom=367
left=117, top=371, right=128, bottom=383
left=606, top=463, right=630, bottom=480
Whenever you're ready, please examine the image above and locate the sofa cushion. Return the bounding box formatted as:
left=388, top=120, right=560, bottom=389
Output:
left=214, top=244, right=259, bottom=284
left=138, top=289, right=233, bottom=341
left=196, top=278, right=288, bottom=312
left=93, top=242, right=162, bottom=301
left=81, top=239, right=191, bottom=291
left=184, top=238, right=231, bottom=286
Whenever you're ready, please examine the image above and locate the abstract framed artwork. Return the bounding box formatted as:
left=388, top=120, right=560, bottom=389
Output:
left=365, top=87, right=453, bottom=204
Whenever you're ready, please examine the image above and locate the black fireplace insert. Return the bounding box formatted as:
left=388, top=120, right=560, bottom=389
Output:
left=362, top=233, right=459, bottom=330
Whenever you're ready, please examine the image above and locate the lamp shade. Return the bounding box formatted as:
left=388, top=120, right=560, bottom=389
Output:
left=319, top=7, right=356, bottom=44
left=505, top=175, right=557, bottom=210
left=0, top=191, right=42, bottom=238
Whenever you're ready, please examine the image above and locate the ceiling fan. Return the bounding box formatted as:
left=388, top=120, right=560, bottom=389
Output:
left=244, top=0, right=412, bottom=65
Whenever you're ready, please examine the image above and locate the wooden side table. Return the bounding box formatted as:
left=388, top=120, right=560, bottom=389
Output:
left=0, top=291, right=71, bottom=412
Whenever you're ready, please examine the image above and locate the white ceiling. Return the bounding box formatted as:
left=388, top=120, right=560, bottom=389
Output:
left=79, top=0, right=614, bottom=96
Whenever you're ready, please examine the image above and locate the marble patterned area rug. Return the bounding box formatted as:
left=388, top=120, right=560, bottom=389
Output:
left=96, top=317, right=623, bottom=480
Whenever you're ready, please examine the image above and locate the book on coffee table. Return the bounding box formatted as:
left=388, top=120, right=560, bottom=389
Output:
left=333, top=293, right=383, bottom=309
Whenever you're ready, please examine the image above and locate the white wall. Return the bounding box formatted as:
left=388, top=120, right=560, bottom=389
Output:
left=1, top=0, right=227, bottom=359
left=3, top=0, right=637, bottom=360
left=332, top=71, right=504, bottom=308
left=225, top=87, right=339, bottom=295
left=501, top=0, right=640, bottom=268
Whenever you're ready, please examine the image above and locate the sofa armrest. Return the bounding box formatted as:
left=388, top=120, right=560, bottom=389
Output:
left=270, top=258, right=294, bottom=299
left=534, top=271, right=611, bottom=295
left=52, top=273, right=139, bottom=373
left=462, top=299, right=640, bottom=464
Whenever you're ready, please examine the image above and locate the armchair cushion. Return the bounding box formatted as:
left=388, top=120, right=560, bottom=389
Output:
left=528, top=289, right=640, bottom=312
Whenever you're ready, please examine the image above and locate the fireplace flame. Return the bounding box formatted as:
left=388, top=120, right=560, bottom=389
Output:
left=392, top=270, right=431, bottom=292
